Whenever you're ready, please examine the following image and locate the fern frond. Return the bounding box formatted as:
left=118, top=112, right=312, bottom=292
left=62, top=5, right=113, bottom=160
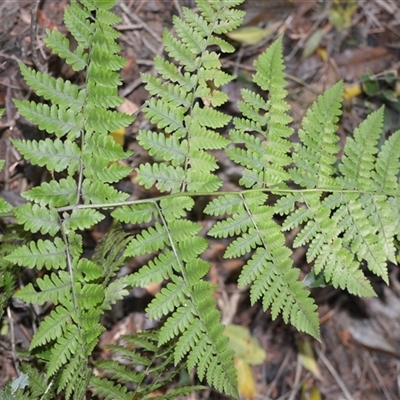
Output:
left=18, top=63, right=85, bottom=113
left=329, top=192, right=389, bottom=282
left=46, top=324, right=79, bottom=376
left=22, top=177, right=77, bottom=207
left=15, top=272, right=72, bottom=305
left=361, top=193, right=397, bottom=263
left=13, top=100, right=83, bottom=139
left=338, top=106, right=384, bottom=190
left=62, top=208, right=104, bottom=231
left=207, top=192, right=320, bottom=338
left=137, top=130, right=187, bottom=166
left=44, top=29, right=87, bottom=71
left=291, top=81, right=343, bottom=189
left=29, top=305, right=72, bottom=350
left=136, top=0, right=244, bottom=195
left=11, top=138, right=80, bottom=174
left=112, top=202, right=157, bottom=224
left=141, top=74, right=193, bottom=108
left=118, top=194, right=239, bottom=397
left=14, top=203, right=60, bottom=235
left=63, top=0, right=93, bottom=48
left=91, top=330, right=201, bottom=400
left=82, top=180, right=129, bottom=205
left=90, top=376, right=131, bottom=400
left=136, top=163, right=185, bottom=192
left=373, top=129, right=400, bottom=192
left=228, top=36, right=293, bottom=189
left=5, top=238, right=67, bottom=269
left=279, top=192, right=376, bottom=297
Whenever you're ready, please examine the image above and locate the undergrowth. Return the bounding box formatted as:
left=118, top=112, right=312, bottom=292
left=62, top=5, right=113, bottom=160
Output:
left=0, top=0, right=399, bottom=398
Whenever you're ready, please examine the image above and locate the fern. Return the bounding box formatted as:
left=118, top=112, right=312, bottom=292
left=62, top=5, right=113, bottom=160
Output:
left=3, top=1, right=133, bottom=398
left=91, top=331, right=203, bottom=400
left=1, top=0, right=400, bottom=399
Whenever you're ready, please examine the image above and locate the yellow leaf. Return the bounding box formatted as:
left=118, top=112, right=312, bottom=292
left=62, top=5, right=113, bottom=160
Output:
left=226, top=26, right=271, bottom=46
left=110, top=128, right=125, bottom=146
left=235, top=358, right=257, bottom=400
left=343, top=83, right=362, bottom=100
left=316, top=48, right=328, bottom=62
left=224, top=324, right=266, bottom=364
left=329, top=0, right=358, bottom=30
left=298, top=338, right=322, bottom=380
left=301, top=382, right=322, bottom=400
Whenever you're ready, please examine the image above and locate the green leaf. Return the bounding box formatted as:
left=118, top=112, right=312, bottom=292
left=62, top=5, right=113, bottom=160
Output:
left=63, top=208, right=105, bottom=231
left=18, top=63, right=85, bottom=113
left=22, top=177, right=77, bottom=207
left=15, top=203, right=59, bottom=235
left=44, top=29, right=87, bottom=71
left=12, top=138, right=80, bottom=175
left=5, top=238, right=67, bottom=269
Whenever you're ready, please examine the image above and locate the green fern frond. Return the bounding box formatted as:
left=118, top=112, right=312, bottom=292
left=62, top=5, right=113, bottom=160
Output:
left=29, top=305, right=72, bottom=350
left=373, top=129, right=400, bottom=192
left=91, top=331, right=201, bottom=400
left=22, top=177, right=77, bottom=207
left=12, top=138, right=80, bottom=174
left=206, top=192, right=320, bottom=338
left=142, top=74, right=193, bottom=108
left=136, top=163, right=185, bottom=192
left=111, top=203, right=157, bottom=224
left=338, top=107, right=384, bottom=190
left=291, top=81, right=343, bottom=189
left=90, top=377, right=131, bottom=400
left=15, top=272, right=72, bottom=305
left=118, top=194, right=239, bottom=396
left=18, top=63, right=85, bottom=113
left=228, top=36, right=293, bottom=189
left=14, top=204, right=59, bottom=235
left=7, top=1, right=136, bottom=398
left=46, top=324, right=79, bottom=376
left=44, top=29, right=87, bottom=71
left=5, top=0, right=400, bottom=398
left=136, top=0, right=244, bottom=194
left=137, top=130, right=187, bottom=166
left=62, top=208, right=104, bottom=231
left=5, top=238, right=67, bottom=269
left=82, top=180, right=129, bottom=205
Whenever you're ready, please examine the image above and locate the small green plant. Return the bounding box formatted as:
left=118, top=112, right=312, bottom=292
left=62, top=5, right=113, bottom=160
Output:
left=1, top=0, right=399, bottom=398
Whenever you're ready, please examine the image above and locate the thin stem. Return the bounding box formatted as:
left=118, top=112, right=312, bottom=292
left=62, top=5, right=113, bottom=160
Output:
left=55, top=187, right=396, bottom=214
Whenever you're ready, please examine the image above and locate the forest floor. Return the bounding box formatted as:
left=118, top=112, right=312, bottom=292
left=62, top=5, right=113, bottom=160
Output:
left=1, top=0, right=400, bottom=399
